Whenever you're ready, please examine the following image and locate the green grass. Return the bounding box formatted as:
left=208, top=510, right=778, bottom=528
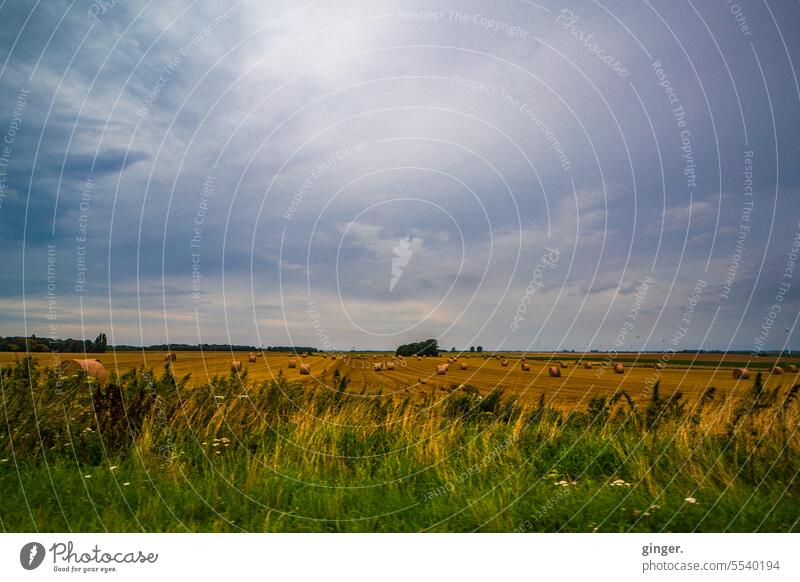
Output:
left=0, top=359, right=798, bottom=532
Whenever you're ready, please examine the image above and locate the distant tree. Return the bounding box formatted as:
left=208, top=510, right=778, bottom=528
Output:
left=93, top=333, right=108, bottom=353
left=469, top=346, right=475, bottom=352
left=476, top=346, right=483, bottom=353
left=396, top=339, right=438, bottom=357
left=450, top=347, right=456, bottom=352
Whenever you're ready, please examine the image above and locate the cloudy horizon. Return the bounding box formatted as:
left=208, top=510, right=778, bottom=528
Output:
left=1, top=1, right=799, bottom=352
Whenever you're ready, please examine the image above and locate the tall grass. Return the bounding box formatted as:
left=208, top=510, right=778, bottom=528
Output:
left=0, top=358, right=797, bottom=532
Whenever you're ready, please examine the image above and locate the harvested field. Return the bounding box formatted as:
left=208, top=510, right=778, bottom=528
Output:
left=3, top=351, right=798, bottom=408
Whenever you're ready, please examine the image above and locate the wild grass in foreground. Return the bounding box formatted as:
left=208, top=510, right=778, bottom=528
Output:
left=0, top=358, right=798, bottom=532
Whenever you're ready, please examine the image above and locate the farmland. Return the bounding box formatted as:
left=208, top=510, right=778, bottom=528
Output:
left=1, top=350, right=796, bottom=407
left=1, top=351, right=798, bottom=532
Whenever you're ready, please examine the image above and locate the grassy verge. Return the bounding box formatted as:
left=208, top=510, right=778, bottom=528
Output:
left=1, top=358, right=797, bottom=532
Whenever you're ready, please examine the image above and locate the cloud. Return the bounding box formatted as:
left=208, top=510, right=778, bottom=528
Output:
left=660, top=200, right=715, bottom=231
left=1, top=0, right=799, bottom=351
left=61, top=149, right=149, bottom=179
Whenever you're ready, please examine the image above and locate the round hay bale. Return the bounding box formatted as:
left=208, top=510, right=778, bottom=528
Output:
left=248, top=353, right=257, bottom=363
left=560, top=361, right=568, bottom=368
left=613, top=363, right=624, bottom=374
left=372, top=362, right=382, bottom=371
left=733, top=368, right=750, bottom=380
left=584, top=362, right=593, bottom=369
left=460, top=362, right=468, bottom=370
left=331, top=355, right=337, bottom=360
left=299, top=363, right=311, bottom=375
left=521, top=362, right=531, bottom=372
left=302, top=354, right=308, bottom=359
left=164, top=352, right=177, bottom=362
left=60, top=359, right=107, bottom=385
left=386, top=362, right=396, bottom=370
left=501, top=359, right=508, bottom=367
left=548, top=366, right=561, bottom=377
left=416, top=356, right=421, bottom=361
left=653, top=363, right=665, bottom=370
left=288, top=359, right=297, bottom=369
left=786, top=364, right=798, bottom=373
left=231, top=361, right=242, bottom=372
left=772, top=366, right=784, bottom=375
left=436, top=364, right=447, bottom=375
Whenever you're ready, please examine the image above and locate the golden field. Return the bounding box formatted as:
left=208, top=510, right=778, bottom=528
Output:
left=3, top=350, right=797, bottom=407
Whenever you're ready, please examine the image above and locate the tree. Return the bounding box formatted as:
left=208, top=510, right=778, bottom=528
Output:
left=476, top=346, right=483, bottom=353
left=450, top=347, right=456, bottom=352
left=469, top=346, right=475, bottom=352
left=93, top=333, right=108, bottom=353
left=396, top=339, right=439, bottom=357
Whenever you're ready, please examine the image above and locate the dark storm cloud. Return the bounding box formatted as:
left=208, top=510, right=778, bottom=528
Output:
left=0, top=0, right=799, bottom=350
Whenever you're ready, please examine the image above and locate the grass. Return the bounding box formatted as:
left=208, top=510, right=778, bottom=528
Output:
left=0, top=358, right=798, bottom=532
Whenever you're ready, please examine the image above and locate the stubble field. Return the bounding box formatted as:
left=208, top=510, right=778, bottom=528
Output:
left=1, top=350, right=795, bottom=407
left=1, top=351, right=797, bottom=532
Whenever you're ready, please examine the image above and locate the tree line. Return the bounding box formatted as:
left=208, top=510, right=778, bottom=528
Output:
left=0, top=335, right=319, bottom=354
left=0, top=334, right=107, bottom=353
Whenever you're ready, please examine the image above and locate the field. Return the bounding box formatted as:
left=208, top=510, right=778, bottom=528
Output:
left=1, top=352, right=798, bottom=532
left=0, top=350, right=796, bottom=408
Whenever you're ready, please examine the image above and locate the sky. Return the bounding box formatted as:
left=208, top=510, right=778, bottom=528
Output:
left=0, top=0, right=799, bottom=352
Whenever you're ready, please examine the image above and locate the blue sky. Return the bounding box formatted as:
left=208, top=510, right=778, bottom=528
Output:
left=1, top=0, right=799, bottom=351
